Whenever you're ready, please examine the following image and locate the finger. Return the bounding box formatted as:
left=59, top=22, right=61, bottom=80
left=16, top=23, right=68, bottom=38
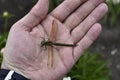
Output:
left=64, top=0, right=105, bottom=30
left=50, top=0, right=87, bottom=22
left=74, top=23, right=102, bottom=61
left=71, top=3, right=108, bottom=43
left=18, top=0, right=49, bottom=29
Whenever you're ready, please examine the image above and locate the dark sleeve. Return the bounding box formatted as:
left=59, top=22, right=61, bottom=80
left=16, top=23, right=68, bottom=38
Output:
left=0, top=69, right=30, bottom=80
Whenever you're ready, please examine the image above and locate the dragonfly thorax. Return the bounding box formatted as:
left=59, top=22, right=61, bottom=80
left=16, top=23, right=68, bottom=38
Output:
left=41, top=40, right=53, bottom=47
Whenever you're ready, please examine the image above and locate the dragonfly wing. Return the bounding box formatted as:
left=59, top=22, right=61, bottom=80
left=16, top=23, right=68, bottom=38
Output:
left=49, top=19, right=57, bottom=41
left=48, top=20, right=57, bottom=67
left=47, top=46, right=53, bottom=67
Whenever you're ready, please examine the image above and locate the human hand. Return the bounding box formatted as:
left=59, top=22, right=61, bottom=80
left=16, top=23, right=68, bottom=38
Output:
left=1, top=0, right=108, bottom=80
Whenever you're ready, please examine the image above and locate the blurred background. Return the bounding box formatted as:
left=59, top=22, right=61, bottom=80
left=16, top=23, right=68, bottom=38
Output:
left=0, top=0, right=120, bottom=80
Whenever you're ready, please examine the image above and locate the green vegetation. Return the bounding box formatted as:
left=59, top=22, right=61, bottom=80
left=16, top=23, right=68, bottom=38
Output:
left=0, top=11, right=14, bottom=32
left=49, top=0, right=62, bottom=12
left=0, top=53, right=3, bottom=66
left=0, top=32, right=8, bottom=67
left=66, top=51, right=110, bottom=80
left=0, top=32, right=8, bottom=50
left=103, top=0, right=120, bottom=27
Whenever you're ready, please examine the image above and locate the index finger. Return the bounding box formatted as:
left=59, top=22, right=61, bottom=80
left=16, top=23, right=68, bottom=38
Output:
left=50, top=0, right=87, bottom=22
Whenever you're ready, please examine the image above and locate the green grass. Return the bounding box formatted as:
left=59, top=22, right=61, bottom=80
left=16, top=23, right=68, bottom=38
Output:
left=0, top=32, right=8, bottom=50
left=103, top=0, right=120, bottom=27
left=66, top=51, right=111, bottom=80
left=0, top=53, right=3, bottom=66
left=0, top=32, right=8, bottom=67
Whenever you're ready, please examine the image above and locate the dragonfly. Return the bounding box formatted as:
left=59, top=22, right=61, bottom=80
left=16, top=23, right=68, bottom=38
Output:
left=41, top=19, right=76, bottom=67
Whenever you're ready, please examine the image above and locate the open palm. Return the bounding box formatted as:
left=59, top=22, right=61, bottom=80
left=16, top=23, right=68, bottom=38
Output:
left=1, top=0, right=108, bottom=80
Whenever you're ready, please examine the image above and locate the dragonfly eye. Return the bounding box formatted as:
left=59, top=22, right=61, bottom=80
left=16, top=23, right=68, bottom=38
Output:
left=41, top=40, right=45, bottom=47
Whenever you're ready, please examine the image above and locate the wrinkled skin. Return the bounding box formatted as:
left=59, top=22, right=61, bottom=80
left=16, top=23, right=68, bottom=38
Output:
left=1, top=0, right=108, bottom=80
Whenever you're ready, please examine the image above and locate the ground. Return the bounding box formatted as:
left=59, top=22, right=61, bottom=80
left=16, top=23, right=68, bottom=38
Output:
left=0, top=0, right=120, bottom=80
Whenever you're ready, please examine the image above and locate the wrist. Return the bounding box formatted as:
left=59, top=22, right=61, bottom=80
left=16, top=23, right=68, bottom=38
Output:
left=0, top=69, right=30, bottom=80
left=1, top=63, right=29, bottom=79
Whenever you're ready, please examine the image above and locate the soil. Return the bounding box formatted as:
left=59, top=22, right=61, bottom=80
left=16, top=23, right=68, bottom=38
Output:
left=0, top=0, right=120, bottom=80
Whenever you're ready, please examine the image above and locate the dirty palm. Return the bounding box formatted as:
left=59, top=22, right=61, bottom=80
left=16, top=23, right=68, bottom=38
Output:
left=41, top=20, right=76, bottom=67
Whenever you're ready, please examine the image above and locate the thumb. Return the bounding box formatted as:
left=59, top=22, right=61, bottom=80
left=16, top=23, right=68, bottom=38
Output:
left=18, top=0, right=49, bottom=29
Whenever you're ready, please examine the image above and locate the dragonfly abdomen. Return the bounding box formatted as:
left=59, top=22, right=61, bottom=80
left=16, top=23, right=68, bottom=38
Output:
left=41, top=40, right=76, bottom=47
left=53, top=42, right=76, bottom=47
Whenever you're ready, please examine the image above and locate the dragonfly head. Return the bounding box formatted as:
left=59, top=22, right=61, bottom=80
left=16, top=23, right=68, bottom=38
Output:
left=41, top=40, right=46, bottom=47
